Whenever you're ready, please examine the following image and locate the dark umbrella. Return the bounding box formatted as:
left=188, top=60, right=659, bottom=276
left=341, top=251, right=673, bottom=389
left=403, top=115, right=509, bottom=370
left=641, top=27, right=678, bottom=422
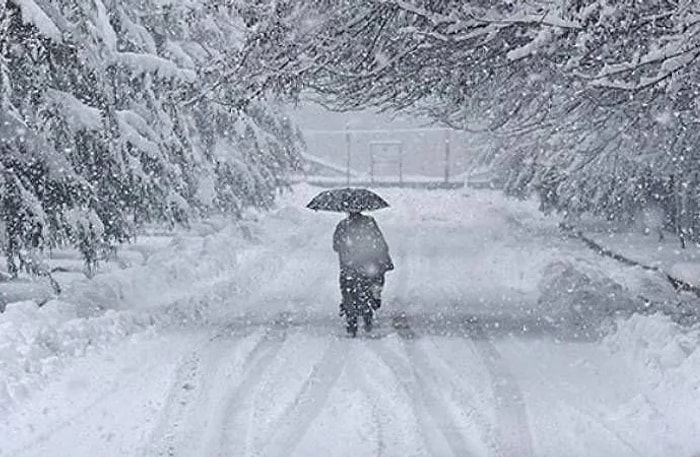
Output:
left=306, top=187, right=389, bottom=212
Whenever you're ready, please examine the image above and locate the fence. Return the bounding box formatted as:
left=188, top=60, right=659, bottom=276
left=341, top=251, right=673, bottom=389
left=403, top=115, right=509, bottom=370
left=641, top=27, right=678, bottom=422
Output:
left=302, top=126, right=471, bottom=187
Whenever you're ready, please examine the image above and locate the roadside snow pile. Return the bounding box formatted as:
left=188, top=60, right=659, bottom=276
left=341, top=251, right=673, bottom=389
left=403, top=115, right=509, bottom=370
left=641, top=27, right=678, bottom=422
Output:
left=0, top=218, right=259, bottom=414
left=0, top=278, right=55, bottom=313
left=537, top=260, right=644, bottom=338
left=605, top=313, right=700, bottom=372
left=670, top=262, right=700, bottom=289
left=0, top=300, right=156, bottom=412
left=603, top=314, right=700, bottom=456
left=62, top=224, right=248, bottom=315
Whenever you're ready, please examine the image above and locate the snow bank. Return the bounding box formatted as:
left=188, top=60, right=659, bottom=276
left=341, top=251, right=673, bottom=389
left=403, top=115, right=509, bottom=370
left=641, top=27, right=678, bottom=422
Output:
left=0, top=217, right=257, bottom=414
left=0, top=300, right=155, bottom=411
left=0, top=197, right=330, bottom=414
left=602, top=314, right=700, bottom=456
left=0, top=279, right=55, bottom=312
left=670, top=262, right=700, bottom=289
left=537, top=260, right=643, bottom=339
left=606, top=314, right=700, bottom=372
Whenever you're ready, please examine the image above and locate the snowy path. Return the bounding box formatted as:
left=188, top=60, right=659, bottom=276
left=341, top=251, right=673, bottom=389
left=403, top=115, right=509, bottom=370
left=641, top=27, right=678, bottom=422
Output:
left=2, top=186, right=699, bottom=457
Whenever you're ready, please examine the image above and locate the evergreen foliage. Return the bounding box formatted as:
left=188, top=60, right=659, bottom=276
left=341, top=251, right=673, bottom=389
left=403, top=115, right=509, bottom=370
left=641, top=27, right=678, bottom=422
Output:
left=0, top=0, right=302, bottom=275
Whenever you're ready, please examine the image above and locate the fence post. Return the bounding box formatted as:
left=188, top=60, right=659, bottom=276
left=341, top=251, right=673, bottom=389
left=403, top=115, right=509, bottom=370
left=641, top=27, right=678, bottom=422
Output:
left=399, top=142, right=404, bottom=185
left=444, top=129, right=451, bottom=183
left=345, top=123, right=351, bottom=185
left=369, top=141, right=374, bottom=183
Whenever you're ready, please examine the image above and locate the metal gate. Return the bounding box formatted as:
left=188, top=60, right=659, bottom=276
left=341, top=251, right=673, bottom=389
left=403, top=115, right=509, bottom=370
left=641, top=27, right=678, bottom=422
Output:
left=302, top=126, right=467, bottom=188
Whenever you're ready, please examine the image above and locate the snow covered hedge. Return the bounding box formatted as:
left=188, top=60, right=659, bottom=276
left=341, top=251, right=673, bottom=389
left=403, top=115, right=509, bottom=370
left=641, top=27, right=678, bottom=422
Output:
left=0, top=0, right=302, bottom=275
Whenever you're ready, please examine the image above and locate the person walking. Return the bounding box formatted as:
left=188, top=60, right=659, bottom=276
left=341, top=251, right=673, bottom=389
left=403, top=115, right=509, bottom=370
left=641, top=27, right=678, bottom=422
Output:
left=333, top=211, right=393, bottom=334
left=306, top=187, right=393, bottom=336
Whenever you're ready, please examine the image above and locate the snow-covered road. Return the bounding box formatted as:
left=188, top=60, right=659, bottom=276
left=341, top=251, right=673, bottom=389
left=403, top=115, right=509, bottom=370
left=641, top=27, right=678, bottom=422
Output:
left=2, top=185, right=699, bottom=457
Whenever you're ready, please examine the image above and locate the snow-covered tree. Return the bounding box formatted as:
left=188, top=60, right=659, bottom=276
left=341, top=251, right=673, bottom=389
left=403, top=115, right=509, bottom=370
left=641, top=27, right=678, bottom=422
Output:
left=237, top=0, right=700, bottom=244
left=0, top=0, right=302, bottom=275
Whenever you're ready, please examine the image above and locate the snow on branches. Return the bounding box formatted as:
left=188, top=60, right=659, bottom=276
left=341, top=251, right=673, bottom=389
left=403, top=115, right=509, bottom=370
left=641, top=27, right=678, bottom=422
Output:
left=237, top=0, right=700, bottom=244
left=0, top=0, right=302, bottom=276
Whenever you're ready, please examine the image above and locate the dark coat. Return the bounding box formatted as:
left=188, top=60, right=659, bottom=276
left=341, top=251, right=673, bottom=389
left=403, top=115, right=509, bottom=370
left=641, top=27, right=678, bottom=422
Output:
left=333, top=213, right=393, bottom=277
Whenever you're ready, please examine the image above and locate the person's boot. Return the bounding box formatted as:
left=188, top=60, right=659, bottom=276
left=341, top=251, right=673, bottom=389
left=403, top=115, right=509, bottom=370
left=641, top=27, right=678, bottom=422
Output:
left=363, top=312, right=373, bottom=332
left=346, top=319, right=358, bottom=337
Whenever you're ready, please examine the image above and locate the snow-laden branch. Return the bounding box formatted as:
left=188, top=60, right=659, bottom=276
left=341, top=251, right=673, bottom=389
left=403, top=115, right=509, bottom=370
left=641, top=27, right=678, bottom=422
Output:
left=10, top=0, right=62, bottom=40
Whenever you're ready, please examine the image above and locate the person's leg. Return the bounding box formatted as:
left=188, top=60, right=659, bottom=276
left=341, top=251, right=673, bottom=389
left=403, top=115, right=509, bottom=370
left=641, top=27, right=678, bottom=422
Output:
left=369, top=274, right=385, bottom=309
left=353, top=275, right=374, bottom=332
left=339, top=268, right=353, bottom=316
left=362, top=306, right=373, bottom=332
left=346, top=312, right=358, bottom=337
left=340, top=269, right=361, bottom=335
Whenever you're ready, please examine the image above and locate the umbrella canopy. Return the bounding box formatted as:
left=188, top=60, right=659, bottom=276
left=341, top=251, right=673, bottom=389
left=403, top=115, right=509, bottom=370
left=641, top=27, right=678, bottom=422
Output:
left=306, top=187, right=389, bottom=213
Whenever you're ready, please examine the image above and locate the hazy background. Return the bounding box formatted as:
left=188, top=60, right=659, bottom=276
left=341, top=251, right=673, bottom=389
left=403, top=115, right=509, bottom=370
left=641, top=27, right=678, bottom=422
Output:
left=291, top=103, right=482, bottom=180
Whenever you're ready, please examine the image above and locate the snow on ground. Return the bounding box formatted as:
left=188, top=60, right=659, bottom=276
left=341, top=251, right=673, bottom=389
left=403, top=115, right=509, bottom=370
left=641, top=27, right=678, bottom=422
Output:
left=0, top=217, right=265, bottom=413
left=1, top=184, right=699, bottom=457
left=569, top=217, right=700, bottom=289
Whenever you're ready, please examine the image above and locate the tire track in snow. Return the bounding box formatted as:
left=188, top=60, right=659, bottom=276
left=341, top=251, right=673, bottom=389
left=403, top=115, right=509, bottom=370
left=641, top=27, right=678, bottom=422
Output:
left=259, top=336, right=347, bottom=457
left=381, top=204, right=476, bottom=456
left=401, top=328, right=503, bottom=457
left=394, top=194, right=534, bottom=456
left=367, top=338, right=476, bottom=457
left=387, top=200, right=496, bottom=456
left=10, top=331, right=217, bottom=457
left=148, top=349, right=204, bottom=457
left=388, top=198, right=414, bottom=315
left=145, top=325, right=258, bottom=457
left=214, top=319, right=290, bottom=457
left=347, top=349, right=416, bottom=457
left=369, top=404, right=386, bottom=457
left=567, top=403, right=643, bottom=456
left=469, top=326, right=535, bottom=457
